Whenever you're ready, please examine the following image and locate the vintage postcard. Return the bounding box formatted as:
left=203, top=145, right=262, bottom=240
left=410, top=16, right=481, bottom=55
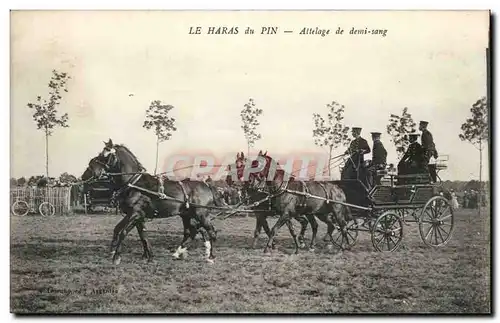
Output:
left=10, top=10, right=491, bottom=314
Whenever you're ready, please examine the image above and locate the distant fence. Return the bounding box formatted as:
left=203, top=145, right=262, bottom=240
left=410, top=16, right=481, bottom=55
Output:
left=10, top=186, right=73, bottom=215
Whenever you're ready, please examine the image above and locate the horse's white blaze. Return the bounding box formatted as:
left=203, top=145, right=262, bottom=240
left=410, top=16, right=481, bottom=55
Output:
left=204, top=241, right=211, bottom=258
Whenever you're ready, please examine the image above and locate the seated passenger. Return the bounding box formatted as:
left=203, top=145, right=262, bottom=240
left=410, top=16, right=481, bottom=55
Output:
left=397, top=133, right=426, bottom=181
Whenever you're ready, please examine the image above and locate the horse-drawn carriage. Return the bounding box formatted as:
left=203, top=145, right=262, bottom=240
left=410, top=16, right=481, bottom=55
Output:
left=82, top=178, right=118, bottom=214
left=80, top=140, right=454, bottom=265
left=325, top=154, right=453, bottom=252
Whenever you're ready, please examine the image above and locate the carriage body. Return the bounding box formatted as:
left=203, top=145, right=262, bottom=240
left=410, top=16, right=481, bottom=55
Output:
left=82, top=179, right=117, bottom=213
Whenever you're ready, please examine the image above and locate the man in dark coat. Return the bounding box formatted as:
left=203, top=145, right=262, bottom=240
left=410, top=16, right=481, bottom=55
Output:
left=370, top=132, right=387, bottom=185
left=398, top=133, right=425, bottom=176
left=341, top=127, right=371, bottom=182
left=419, top=121, right=438, bottom=182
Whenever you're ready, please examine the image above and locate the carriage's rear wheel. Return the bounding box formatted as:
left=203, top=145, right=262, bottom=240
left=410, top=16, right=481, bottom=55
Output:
left=371, top=211, right=404, bottom=252
left=39, top=202, right=55, bottom=217
left=419, top=196, right=454, bottom=247
left=12, top=201, right=29, bottom=216
left=331, top=219, right=359, bottom=249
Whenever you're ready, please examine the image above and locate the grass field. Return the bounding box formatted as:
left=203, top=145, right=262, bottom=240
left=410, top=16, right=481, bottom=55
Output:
left=10, top=208, right=491, bottom=314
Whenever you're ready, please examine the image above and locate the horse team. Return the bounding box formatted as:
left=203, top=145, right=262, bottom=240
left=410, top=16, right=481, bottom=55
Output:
left=83, top=139, right=355, bottom=265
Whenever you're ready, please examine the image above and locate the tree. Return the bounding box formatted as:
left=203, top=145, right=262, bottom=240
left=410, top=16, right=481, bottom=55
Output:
left=386, top=107, right=417, bottom=159
left=312, top=101, right=350, bottom=176
left=59, top=172, right=77, bottom=184
left=17, top=177, right=27, bottom=186
left=27, top=70, right=71, bottom=177
left=143, top=100, right=177, bottom=175
left=459, top=96, right=488, bottom=213
left=240, top=98, right=263, bottom=156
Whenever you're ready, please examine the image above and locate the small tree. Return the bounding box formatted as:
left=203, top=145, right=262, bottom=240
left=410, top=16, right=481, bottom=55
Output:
left=240, top=98, right=263, bottom=156
left=59, top=172, right=77, bottom=184
left=17, top=177, right=27, bottom=186
left=143, top=100, right=177, bottom=175
left=386, top=107, right=417, bottom=159
left=312, top=101, right=350, bottom=176
left=459, top=96, right=488, bottom=214
left=27, top=70, right=71, bottom=177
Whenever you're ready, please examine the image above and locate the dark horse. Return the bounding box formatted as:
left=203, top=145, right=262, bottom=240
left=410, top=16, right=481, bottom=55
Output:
left=85, top=139, right=226, bottom=265
left=238, top=151, right=353, bottom=254
left=228, top=151, right=310, bottom=249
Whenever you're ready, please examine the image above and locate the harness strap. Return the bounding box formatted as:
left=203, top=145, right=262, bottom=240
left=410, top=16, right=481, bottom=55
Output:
left=317, top=182, right=330, bottom=204
left=177, top=180, right=190, bottom=209
left=300, top=181, right=309, bottom=207
left=157, top=175, right=165, bottom=195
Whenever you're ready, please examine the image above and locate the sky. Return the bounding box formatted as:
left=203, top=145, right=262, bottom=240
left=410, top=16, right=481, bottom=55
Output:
left=10, top=10, right=490, bottom=181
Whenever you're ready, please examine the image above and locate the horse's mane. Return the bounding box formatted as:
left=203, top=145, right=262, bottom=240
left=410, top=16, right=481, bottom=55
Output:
left=114, top=144, right=146, bottom=171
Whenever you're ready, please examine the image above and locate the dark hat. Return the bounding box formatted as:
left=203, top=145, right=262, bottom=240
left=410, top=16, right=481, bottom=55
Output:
left=419, top=121, right=429, bottom=126
left=352, top=127, right=362, bottom=132
left=371, top=132, right=382, bottom=137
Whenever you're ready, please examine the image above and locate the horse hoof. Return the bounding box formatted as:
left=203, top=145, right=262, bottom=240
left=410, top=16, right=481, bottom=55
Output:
left=326, top=244, right=334, bottom=250
left=263, top=248, right=272, bottom=255
left=206, top=258, right=215, bottom=264
left=113, top=256, right=122, bottom=266
left=299, top=243, right=306, bottom=249
left=308, top=248, right=315, bottom=252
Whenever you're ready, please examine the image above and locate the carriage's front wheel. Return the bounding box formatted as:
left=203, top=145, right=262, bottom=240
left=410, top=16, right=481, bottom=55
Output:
left=419, top=196, right=454, bottom=247
left=331, top=219, right=359, bottom=249
left=371, top=211, right=404, bottom=252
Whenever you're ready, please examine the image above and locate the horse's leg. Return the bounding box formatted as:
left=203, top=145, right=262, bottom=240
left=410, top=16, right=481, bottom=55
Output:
left=323, top=214, right=337, bottom=250
left=305, top=214, right=318, bottom=251
left=263, top=212, right=290, bottom=254
left=251, top=212, right=265, bottom=249
left=296, top=215, right=309, bottom=248
left=111, top=212, right=141, bottom=265
left=286, top=219, right=301, bottom=255
left=136, top=219, right=153, bottom=262
left=199, top=212, right=217, bottom=263
left=172, top=214, right=197, bottom=259
left=260, top=212, right=277, bottom=249
left=110, top=212, right=130, bottom=253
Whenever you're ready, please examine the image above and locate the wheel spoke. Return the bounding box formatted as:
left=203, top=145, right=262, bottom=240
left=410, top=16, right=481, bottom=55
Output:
left=438, top=213, right=452, bottom=222
left=437, top=225, right=450, bottom=239
left=334, top=232, right=342, bottom=245
left=434, top=225, right=439, bottom=245
left=386, top=235, right=391, bottom=251
left=436, top=225, right=445, bottom=243
left=390, top=227, right=402, bottom=233
left=389, top=235, right=398, bottom=246
left=376, top=235, right=385, bottom=247
left=424, top=225, right=434, bottom=241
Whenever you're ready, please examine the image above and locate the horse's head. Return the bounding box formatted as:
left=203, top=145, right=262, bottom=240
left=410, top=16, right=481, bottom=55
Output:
left=98, top=139, right=145, bottom=175
left=86, top=155, right=110, bottom=180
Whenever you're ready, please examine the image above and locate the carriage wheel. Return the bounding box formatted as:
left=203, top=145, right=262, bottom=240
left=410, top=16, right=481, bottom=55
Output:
left=39, top=202, right=55, bottom=217
left=371, top=211, right=404, bottom=252
left=331, top=219, right=359, bottom=249
left=419, top=196, right=454, bottom=247
left=12, top=201, right=29, bottom=217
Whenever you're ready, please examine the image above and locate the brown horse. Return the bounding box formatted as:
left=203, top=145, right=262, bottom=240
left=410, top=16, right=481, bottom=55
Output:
left=237, top=151, right=352, bottom=254
left=86, top=139, right=226, bottom=265
left=227, top=152, right=310, bottom=249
